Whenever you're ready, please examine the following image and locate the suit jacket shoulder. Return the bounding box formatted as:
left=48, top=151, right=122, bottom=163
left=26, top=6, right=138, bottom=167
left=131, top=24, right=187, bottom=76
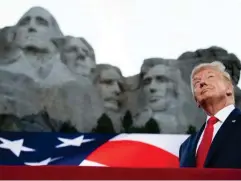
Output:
left=179, top=133, right=196, bottom=159
left=179, top=123, right=205, bottom=167
left=233, top=107, right=241, bottom=120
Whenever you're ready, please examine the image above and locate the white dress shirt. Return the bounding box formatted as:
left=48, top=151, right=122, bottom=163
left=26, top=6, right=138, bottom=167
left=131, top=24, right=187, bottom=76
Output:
left=196, top=104, right=235, bottom=154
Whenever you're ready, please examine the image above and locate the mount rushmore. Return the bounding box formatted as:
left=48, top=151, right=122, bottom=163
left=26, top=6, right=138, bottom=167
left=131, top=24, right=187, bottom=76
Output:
left=0, top=6, right=241, bottom=134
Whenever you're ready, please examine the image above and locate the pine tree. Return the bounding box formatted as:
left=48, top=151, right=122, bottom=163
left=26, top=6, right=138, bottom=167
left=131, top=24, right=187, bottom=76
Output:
left=122, top=111, right=133, bottom=133
left=128, top=118, right=161, bottom=133
left=92, top=113, right=115, bottom=133
left=186, top=125, right=197, bottom=134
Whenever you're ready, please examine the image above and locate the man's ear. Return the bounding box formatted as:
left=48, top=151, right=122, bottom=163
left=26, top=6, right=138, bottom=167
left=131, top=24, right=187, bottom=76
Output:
left=6, top=27, right=16, bottom=43
left=226, top=83, right=233, bottom=96
left=0, top=27, right=16, bottom=44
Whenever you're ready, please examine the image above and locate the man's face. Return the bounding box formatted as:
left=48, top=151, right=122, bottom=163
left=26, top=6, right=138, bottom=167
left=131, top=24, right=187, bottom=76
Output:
left=62, top=38, right=96, bottom=77
left=97, top=68, right=123, bottom=111
left=143, top=65, right=175, bottom=111
left=14, top=7, right=56, bottom=51
left=192, top=67, right=231, bottom=105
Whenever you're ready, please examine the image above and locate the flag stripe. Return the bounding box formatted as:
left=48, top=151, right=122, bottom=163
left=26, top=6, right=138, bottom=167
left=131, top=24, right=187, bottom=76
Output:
left=86, top=140, right=179, bottom=167
left=79, top=160, right=107, bottom=167
left=1, top=166, right=241, bottom=180
left=110, top=134, right=188, bottom=156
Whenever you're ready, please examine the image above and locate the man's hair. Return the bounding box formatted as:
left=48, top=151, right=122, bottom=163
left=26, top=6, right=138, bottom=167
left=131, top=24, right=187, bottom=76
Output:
left=190, top=61, right=234, bottom=99
left=92, top=64, right=123, bottom=84
left=52, top=36, right=96, bottom=64
left=138, top=58, right=176, bottom=88
left=17, top=6, right=63, bottom=37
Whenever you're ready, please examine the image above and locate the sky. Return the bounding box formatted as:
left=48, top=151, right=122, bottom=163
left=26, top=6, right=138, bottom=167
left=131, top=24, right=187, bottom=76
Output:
left=0, top=0, right=241, bottom=86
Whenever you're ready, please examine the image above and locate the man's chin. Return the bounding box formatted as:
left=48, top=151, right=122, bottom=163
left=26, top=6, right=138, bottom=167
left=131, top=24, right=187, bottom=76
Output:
left=149, top=101, right=167, bottom=111
left=199, top=94, right=215, bottom=104
left=104, top=102, right=119, bottom=112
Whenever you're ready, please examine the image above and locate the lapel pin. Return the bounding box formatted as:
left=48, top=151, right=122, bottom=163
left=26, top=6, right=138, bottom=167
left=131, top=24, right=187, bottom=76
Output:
left=232, top=120, right=236, bottom=123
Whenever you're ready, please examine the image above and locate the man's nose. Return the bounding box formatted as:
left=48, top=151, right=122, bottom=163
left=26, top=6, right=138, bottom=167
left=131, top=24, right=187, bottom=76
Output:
left=76, top=49, right=84, bottom=58
left=28, top=21, right=37, bottom=33
left=200, top=79, right=207, bottom=88
left=149, top=80, right=157, bottom=93
left=28, top=27, right=37, bottom=33
left=113, top=82, right=121, bottom=96
left=150, top=88, right=156, bottom=93
left=83, top=59, right=96, bottom=74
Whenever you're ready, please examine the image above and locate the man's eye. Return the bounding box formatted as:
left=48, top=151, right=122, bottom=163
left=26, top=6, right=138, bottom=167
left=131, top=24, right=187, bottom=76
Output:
left=156, top=76, right=168, bottom=83
left=18, top=17, right=30, bottom=26
left=143, top=78, right=151, bottom=85
left=36, top=17, right=49, bottom=26
left=101, top=80, right=113, bottom=85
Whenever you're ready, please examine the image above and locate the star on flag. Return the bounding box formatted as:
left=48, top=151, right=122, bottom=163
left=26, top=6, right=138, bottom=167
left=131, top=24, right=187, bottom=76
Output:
left=0, top=137, right=35, bottom=157
left=56, top=135, right=94, bottom=148
left=24, top=157, right=63, bottom=166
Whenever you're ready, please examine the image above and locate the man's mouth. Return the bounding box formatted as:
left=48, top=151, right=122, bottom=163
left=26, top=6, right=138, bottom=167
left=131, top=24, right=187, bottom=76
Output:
left=149, top=96, right=162, bottom=102
left=201, top=88, right=212, bottom=94
left=104, top=98, right=121, bottom=108
left=25, top=46, right=39, bottom=52
left=23, top=46, right=49, bottom=53
left=105, top=98, right=119, bottom=103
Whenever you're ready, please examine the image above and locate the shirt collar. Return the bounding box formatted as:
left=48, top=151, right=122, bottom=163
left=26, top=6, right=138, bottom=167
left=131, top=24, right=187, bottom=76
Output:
left=206, top=104, right=235, bottom=123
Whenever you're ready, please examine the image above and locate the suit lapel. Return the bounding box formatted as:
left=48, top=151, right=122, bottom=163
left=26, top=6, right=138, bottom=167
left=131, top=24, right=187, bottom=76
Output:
left=204, top=108, right=240, bottom=167
left=183, top=123, right=205, bottom=167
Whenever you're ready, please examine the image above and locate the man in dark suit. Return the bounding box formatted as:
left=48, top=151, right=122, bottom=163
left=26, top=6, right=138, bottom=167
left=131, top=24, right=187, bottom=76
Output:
left=179, top=61, right=241, bottom=168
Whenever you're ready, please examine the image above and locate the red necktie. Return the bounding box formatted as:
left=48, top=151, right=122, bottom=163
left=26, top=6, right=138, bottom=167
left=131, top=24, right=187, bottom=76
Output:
left=196, top=116, right=218, bottom=168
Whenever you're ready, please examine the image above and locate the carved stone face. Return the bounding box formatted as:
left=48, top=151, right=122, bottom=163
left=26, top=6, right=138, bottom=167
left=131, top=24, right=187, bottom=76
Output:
left=61, top=38, right=96, bottom=77
left=14, top=7, right=60, bottom=52
left=142, top=65, right=175, bottom=111
left=97, top=68, right=124, bottom=112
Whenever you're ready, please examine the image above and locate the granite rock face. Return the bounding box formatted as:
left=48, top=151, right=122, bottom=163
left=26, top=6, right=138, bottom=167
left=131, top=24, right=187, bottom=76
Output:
left=0, top=7, right=102, bottom=132
left=0, top=7, right=241, bottom=134
left=125, top=58, right=204, bottom=133
left=53, top=36, right=96, bottom=78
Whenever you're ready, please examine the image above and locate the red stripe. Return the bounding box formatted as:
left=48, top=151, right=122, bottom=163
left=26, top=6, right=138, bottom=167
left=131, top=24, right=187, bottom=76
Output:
left=1, top=166, right=241, bottom=180
left=86, top=140, right=179, bottom=167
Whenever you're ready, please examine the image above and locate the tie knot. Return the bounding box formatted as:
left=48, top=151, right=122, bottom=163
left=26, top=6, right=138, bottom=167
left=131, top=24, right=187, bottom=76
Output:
left=208, top=116, right=218, bottom=126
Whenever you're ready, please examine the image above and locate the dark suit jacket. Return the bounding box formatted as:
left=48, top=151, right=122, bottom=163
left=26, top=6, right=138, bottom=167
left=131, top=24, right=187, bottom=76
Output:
left=179, top=108, right=241, bottom=168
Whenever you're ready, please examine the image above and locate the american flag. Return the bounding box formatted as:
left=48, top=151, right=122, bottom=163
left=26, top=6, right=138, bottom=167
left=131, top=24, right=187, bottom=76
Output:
left=0, top=132, right=188, bottom=167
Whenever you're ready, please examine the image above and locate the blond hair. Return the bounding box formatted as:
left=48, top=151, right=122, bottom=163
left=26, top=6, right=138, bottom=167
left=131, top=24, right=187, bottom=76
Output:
left=190, top=61, right=234, bottom=99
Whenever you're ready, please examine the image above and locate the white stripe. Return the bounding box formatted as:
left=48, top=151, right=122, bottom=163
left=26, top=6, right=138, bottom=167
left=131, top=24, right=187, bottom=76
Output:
left=110, top=134, right=189, bottom=156
left=79, top=160, right=108, bottom=167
